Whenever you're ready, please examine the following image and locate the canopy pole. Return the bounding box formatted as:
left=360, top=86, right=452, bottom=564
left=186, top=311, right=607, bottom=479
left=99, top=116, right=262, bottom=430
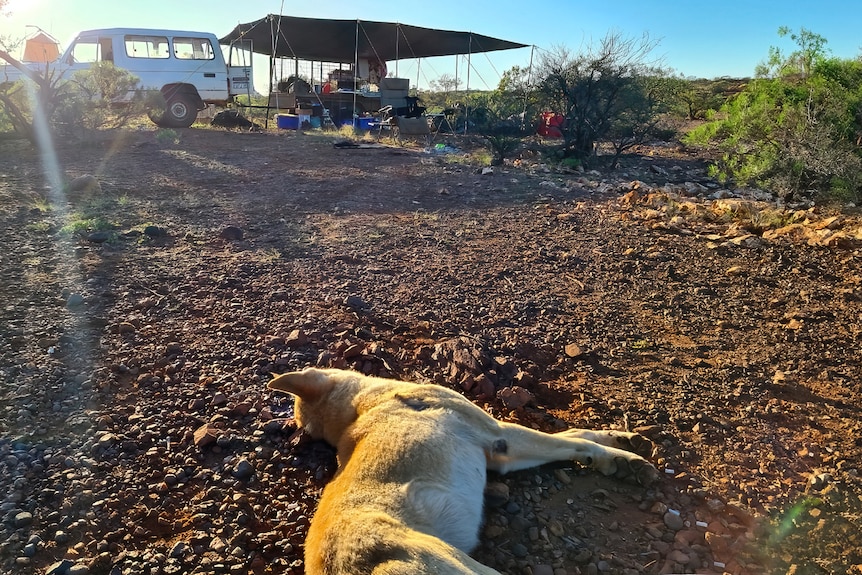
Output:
left=395, top=24, right=399, bottom=77
left=522, top=45, right=535, bottom=129
left=465, top=35, right=472, bottom=135
left=454, top=54, right=458, bottom=90
left=271, top=11, right=279, bottom=111
left=275, top=1, right=285, bottom=118
left=268, top=55, right=274, bottom=96
left=267, top=54, right=274, bottom=128
left=353, top=19, right=360, bottom=127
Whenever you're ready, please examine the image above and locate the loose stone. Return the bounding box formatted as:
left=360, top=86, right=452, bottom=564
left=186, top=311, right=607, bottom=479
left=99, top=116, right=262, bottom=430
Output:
left=14, top=511, right=33, bottom=527
left=663, top=510, right=685, bottom=531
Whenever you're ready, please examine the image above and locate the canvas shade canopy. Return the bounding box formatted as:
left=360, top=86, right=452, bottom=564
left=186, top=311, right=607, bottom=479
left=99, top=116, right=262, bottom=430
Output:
left=218, top=14, right=527, bottom=63
left=22, top=31, right=60, bottom=63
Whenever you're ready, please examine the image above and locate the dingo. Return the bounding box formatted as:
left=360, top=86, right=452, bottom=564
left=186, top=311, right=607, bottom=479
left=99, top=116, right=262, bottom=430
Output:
left=268, top=367, right=659, bottom=575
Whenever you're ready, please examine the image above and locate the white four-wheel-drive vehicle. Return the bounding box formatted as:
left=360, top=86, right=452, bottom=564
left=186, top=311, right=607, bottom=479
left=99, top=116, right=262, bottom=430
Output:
left=1, top=27, right=252, bottom=128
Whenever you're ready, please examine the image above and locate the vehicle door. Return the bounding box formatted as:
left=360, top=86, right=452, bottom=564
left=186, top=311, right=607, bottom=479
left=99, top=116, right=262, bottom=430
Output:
left=226, top=39, right=253, bottom=100
left=60, top=32, right=116, bottom=79
left=167, top=35, right=226, bottom=100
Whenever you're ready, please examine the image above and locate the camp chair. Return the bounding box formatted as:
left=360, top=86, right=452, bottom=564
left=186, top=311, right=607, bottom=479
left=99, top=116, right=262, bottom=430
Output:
left=427, top=107, right=458, bottom=144
left=393, top=96, right=426, bottom=118
left=374, top=105, right=395, bottom=139
left=390, top=115, right=431, bottom=144
left=374, top=105, right=431, bottom=144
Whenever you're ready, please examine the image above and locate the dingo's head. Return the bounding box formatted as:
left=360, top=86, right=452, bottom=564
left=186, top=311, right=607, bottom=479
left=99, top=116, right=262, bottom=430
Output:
left=268, top=368, right=361, bottom=444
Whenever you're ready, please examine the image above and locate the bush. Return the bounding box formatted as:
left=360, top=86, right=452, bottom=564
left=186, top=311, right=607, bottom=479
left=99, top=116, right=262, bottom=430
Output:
left=685, top=28, right=862, bottom=204
left=57, top=62, right=150, bottom=133
left=0, top=60, right=147, bottom=142
left=534, top=33, right=678, bottom=168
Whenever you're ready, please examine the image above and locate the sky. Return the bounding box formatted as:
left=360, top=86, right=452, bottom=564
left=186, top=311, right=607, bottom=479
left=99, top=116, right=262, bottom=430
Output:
left=2, top=0, right=861, bottom=93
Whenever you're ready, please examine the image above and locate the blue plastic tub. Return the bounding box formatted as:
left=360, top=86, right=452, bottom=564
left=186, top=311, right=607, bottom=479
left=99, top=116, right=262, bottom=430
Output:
left=342, top=117, right=374, bottom=130
left=276, top=114, right=299, bottom=130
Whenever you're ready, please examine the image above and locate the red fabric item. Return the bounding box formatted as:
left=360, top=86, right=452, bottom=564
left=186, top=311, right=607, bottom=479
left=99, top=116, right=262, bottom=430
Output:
left=538, top=112, right=564, bottom=138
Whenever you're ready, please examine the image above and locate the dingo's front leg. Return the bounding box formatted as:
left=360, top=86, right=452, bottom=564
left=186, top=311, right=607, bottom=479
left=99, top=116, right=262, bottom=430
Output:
left=555, top=428, right=655, bottom=458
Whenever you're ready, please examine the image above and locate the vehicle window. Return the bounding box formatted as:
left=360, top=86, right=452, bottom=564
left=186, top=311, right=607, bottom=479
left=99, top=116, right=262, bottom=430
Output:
left=124, top=35, right=170, bottom=59
left=69, top=38, right=101, bottom=64
left=173, top=37, right=215, bottom=60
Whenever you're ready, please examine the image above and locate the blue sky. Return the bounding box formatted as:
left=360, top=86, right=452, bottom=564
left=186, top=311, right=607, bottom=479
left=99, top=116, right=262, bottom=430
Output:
left=2, top=0, right=861, bottom=92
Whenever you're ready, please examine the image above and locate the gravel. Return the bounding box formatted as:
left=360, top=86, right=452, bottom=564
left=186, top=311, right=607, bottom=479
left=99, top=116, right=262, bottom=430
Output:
left=0, top=130, right=860, bottom=574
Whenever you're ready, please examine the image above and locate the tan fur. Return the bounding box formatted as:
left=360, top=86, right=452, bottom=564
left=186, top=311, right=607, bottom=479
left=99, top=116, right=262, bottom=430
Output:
left=268, top=368, right=659, bottom=575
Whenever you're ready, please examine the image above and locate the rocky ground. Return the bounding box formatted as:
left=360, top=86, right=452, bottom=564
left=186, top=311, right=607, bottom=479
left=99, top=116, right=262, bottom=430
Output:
left=0, top=127, right=861, bottom=575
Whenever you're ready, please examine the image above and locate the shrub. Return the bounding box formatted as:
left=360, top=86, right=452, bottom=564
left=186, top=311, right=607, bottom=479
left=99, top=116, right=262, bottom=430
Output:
left=685, top=28, right=862, bottom=204
left=0, top=60, right=146, bottom=142
left=56, top=62, right=149, bottom=134
left=533, top=33, right=678, bottom=168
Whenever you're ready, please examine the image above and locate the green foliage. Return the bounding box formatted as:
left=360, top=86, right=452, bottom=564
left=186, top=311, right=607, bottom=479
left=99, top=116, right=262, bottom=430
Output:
left=59, top=62, right=149, bottom=133
left=675, top=77, right=746, bottom=120
left=0, top=65, right=63, bottom=140
left=58, top=192, right=125, bottom=238
left=24, top=220, right=51, bottom=234
left=418, top=67, right=534, bottom=165
left=483, top=131, right=522, bottom=166
left=0, top=102, right=12, bottom=133
left=685, top=27, right=862, bottom=203
left=757, top=27, right=830, bottom=78
left=155, top=128, right=179, bottom=144
left=604, top=72, right=680, bottom=163
left=59, top=214, right=115, bottom=236
left=534, top=33, right=678, bottom=168
left=467, top=80, right=533, bottom=165
left=233, top=93, right=271, bottom=123
left=0, top=61, right=146, bottom=141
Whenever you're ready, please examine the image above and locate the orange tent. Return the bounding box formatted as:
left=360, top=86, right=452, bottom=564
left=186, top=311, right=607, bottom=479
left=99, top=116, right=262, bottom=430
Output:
left=22, top=31, right=60, bottom=63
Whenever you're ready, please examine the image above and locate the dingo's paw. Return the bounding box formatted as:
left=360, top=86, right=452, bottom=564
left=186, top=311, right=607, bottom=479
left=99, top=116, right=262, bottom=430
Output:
left=610, top=456, right=660, bottom=486
left=612, top=432, right=655, bottom=459
left=594, top=453, right=660, bottom=486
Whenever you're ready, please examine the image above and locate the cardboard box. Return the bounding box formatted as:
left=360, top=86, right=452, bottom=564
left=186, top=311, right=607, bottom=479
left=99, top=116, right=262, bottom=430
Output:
left=379, top=89, right=408, bottom=99
left=268, top=93, right=296, bottom=109
left=380, top=77, right=409, bottom=91
left=380, top=96, right=408, bottom=109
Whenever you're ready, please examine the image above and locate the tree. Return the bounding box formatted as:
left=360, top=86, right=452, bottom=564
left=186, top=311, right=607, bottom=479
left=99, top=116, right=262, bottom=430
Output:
left=441, top=82, right=529, bottom=166
left=674, top=76, right=741, bottom=120
left=0, top=49, right=66, bottom=141
left=534, top=33, right=675, bottom=168
left=429, top=74, right=461, bottom=93
left=756, top=27, right=830, bottom=79
left=0, top=10, right=144, bottom=140
left=686, top=27, right=862, bottom=203
left=603, top=71, right=679, bottom=166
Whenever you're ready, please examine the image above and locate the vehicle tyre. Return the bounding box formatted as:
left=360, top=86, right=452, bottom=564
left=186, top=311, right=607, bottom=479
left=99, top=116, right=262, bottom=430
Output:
left=149, top=93, right=198, bottom=128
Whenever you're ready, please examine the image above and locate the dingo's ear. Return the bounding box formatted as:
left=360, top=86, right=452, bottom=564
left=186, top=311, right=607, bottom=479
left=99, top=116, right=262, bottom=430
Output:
left=268, top=368, right=332, bottom=401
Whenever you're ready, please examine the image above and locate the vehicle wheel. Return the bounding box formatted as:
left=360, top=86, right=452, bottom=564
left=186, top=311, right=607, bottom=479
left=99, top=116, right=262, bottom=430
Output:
left=149, top=93, right=198, bottom=128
